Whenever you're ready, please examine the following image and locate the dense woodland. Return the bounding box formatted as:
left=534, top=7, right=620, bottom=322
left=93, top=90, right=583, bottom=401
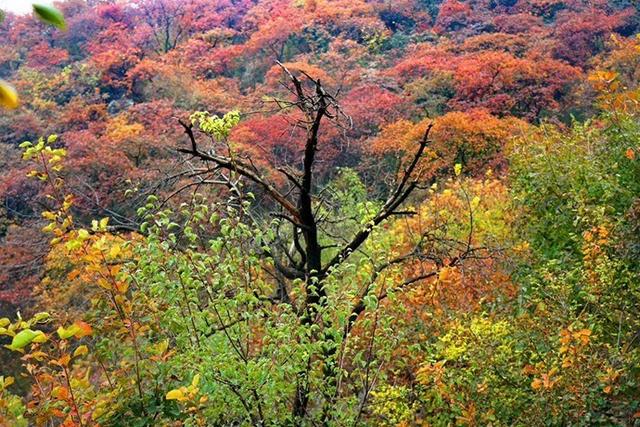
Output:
left=0, top=0, right=640, bottom=425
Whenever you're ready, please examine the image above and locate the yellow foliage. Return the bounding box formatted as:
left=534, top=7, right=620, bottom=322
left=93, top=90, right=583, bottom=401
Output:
left=105, top=115, right=145, bottom=142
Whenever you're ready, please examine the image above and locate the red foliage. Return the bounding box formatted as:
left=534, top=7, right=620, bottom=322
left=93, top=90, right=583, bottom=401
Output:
left=492, top=12, right=545, bottom=34
left=342, top=84, right=409, bottom=135
left=87, top=23, right=143, bottom=91
left=435, top=0, right=473, bottom=33
left=0, top=225, right=45, bottom=309
left=392, top=45, right=580, bottom=118
left=553, top=8, right=633, bottom=66
left=26, top=42, right=70, bottom=70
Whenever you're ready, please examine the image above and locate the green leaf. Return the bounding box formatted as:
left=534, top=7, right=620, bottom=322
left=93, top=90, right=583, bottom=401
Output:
left=0, top=9, right=5, bottom=24
left=57, top=324, right=80, bottom=340
left=31, top=312, right=51, bottom=324
left=6, top=329, right=45, bottom=351
left=32, top=4, right=66, bottom=30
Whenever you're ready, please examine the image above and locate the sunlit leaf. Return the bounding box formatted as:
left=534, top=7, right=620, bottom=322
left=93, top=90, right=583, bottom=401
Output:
left=6, top=329, right=45, bottom=351
left=3, top=376, right=14, bottom=387
left=32, top=312, right=51, bottom=323
left=166, top=389, right=185, bottom=400
left=57, top=324, right=80, bottom=340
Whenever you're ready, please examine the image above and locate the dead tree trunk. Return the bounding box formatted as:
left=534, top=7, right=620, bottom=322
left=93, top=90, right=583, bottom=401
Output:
left=177, top=63, right=474, bottom=424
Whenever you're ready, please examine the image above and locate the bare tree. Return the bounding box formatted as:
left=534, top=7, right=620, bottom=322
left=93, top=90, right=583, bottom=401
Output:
left=136, top=0, right=190, bottom=54
left=176, top=64, right=478, bottom=422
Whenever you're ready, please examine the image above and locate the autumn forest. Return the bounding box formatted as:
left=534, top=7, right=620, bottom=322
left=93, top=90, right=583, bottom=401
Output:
left=0, top=0, right=640, bottom=425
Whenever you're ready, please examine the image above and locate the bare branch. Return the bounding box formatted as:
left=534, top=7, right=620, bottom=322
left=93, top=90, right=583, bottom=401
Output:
left=322, top=124, right=434, bottom=276
left=178, top=120, right=301, bottom=223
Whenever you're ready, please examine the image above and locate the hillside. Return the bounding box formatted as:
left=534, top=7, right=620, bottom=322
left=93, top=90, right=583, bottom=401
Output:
left=1, top=0, right=640, bottom=425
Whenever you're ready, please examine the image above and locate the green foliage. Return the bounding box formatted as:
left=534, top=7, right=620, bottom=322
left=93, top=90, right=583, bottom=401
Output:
left=128, top=189, right=405, bottom=425
left=0, top=376, right=27, bottom=427
left=510, top=116, right=640, bottom=262
left=6, top=329, right=47, bottom=351
left=190, top=110, right=241, bottom=140
left=133, top=198, right=301, bottom=423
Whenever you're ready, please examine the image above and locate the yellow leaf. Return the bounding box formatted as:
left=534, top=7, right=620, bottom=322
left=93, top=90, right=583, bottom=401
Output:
left=574, top=329, right=592, bottom=345
left=42, top=211, right=57, bottom=220
left=0, top=79, right=19, bottom=109
left=67, top=269, right=81, bottom=281
left=155, top=339, right=169, bottom=355
left=109, top=244, right=121, bottom=258
left=191, top=374, right=201, bottom=388
left=57, top=325, right=80, bottom=340
left=99, top=217, right=109, bottom=230
left=32, top=332, right=48, bottom=343
left=51, top=386, right=70, bottom=400
left=115, top=280, right=129, bottom=294
left=166, top=389, right=185, bottom=400
left=58, top=354, right=71, bottom=367
left=30, top=351, right=48, bottom=361
left=471, top=196, right=480, bottom=209
left=73, top=345, right=88, bottom=358
left=97, top=278, right=113, bottom=290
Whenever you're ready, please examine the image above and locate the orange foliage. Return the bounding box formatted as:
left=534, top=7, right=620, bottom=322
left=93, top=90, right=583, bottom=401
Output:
left=265, top=61, right=335, bottom=87
left=371, top=109, right=528, bottom=177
